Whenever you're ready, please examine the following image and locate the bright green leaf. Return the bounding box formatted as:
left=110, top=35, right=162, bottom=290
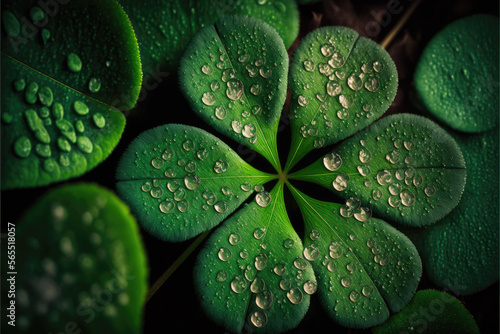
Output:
left=290, top=114, right=466, bottom=226
left=179, top=16, right=288, bottom=171
left=414, top=15, right=499, bottom=133
left=288, top=184, right=421, bottom=328
left=119, top=0, right=299, bottom=73
left=405, top=128, right=499, bottom=295
left=1, top=183, right=148, bottom=333
left=286, top=26, right=398, bottom=171
left=194, top=184, right=316, bottom=333
left=373, top=290, right=480, bottom=334
left=116, top=124, right=275, bottom=242
left=1, top=0, right=142, bottom=189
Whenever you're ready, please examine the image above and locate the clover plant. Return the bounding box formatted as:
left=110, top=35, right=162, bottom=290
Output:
left=116, top=16, right=467, bottom=332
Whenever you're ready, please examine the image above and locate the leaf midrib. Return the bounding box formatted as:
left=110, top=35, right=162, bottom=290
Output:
left=290, top=166, right=466, bottom=179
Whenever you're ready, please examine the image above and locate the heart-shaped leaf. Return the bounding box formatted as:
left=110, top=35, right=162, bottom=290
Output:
left=1, top=184, right=148, bottom=333
left=194, top=184, right=316, bottom=333
left=373, top=290, right=480, bottom=334
left=286, top=26, right=398, bottom=170
left=405, top=128, right=499, bottom=295
left=414, top=15, right=499, bottom=133
left=116, top=124, right=275, bottom=242
left=119, top=0, right=299, bottom=73
left=179, top=16, right=288, bottom=171
left=1, top=0, right=142, bottom=189
left=288, top=184, right=421, bottom=328
left=290, top=114, right=466, bottom=226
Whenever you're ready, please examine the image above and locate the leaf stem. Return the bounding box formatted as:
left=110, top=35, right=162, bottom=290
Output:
left=380, top=0, right=424, bottom=49
left=145, top=230, right=210, bottom=304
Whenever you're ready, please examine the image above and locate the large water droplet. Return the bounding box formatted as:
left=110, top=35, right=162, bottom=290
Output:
left=250, top=83, right=261, bottom=95
left=309, top=230, right=321, bottom=241
left=339, top=95, right=353, bottom=109
left=376, top=170, right=392, bottom=186
left=332, top=174, right=349, bottom=191
left=226, top=79, right=244, bottom=100
left=349, top=290, right=361, bottom=302
left=13, top=136, right=31, bottom=158
left=362, top=285, right=374, bottom=297
left=359, top=148, right=372, bottom=163
left=348, top=74, right=363, bottom=91
left=256, top=290, right=273, bottom=310
left=201, top=92, right=216, bottom=105
left=424, top=185, right=436, bottom=197
left=254, top=254, right=268, bottom=271
left=326, top=81, right=342, bottom=96
left=303, top=59, right=315, bottom=72
left=329, top=53, right=345, bottom=68
left=373, top=61, right=384, bottom=72
left=388, top=196, right=401, bottom=207
left=184, top=174, right=201, bottom=190
left=201, top=64, right=213, bottom=75
left=250, top=310, right=267, bottom=328
left=293, top=257, right=308, bottom=270
left=303, top=281, right=317, bottom=295
left=364, top=77, right=379, bottom=92
left=386, top=150, right=400, bottom=164
left=287, top=287, right=303, bottom=305
left=329, top=242, right=343, bottom=259
left=323, top=153, right=342, bottom=171
left=273, top=263, right=287, bottom=276
left=67, top=53, right=82, bottom=72
left=341, top=276, right=352, bottom=288
left=218, top=247, right=232, bottom=261
left=280, top=279, right=291, bottom=291
left=303, top=245, right=319, bottom=261
left=213, top=159, right=228, bottom=173
left=253, top=228, right=265, bottom=239
left=214, top=201, right=228, bottom=213
left=283, top=238, right=294, bottom=249
left=242, top=123, right=256, bottom=138
left=256, top=192, right=271, bottom=207
left=229, top=232, right=241, bottom=245
left=159, top=199, right=175, bottom=213
left=231, top=275, right=248, bottom=293
left=88, top=78, right=101, bottom=93
left=298, top=95, right=308, bottom=107
left=216, top=270, right=228, bottom=282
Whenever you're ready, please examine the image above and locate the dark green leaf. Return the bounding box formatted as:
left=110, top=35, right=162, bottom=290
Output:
left=1, top=183, right=148, bottom=333
left=373, top=290, right=480, bottom=334
left=405, top=128, right=499, bottom=295
left=288, top=184, right=421, bottom=328
left=179, top=16, right=288, bottom=171
left=290, top=114, right=466, bottom=226
left=194, top=184, right=316, bottom=333
left=414, top=15, right=499, bottom=133
left=286, top=26, right=398, bottom=170
left=116, top=124, right=275, bottom=242
left=1, top=0, right=142, bottom=189
left=119, top=0, right=299, bottom=73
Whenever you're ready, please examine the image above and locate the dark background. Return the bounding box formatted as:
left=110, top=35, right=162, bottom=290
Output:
left=2, top=0, right=499, bottom=333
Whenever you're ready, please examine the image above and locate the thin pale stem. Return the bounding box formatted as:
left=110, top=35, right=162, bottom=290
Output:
left=145, top=230, right=210, bottom=304
left=380, top=0, right=424, bottom=49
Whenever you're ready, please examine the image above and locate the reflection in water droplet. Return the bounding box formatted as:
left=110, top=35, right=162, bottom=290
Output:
left=184, top=174, right=201, bottom=190
left=372, top=189, right=383, bottom=201
left=326, top=81, right=342, bottom=96
left=229, top=233, right=241, bottom=245
left=201, top=92, right=216, bottom=105
left=362, top=285, right=374, bottom=297
left=214, top=201, right=228, bottom=213
left=357, top=165, right=372, bottom=176
left=389, top=182, right=402, bottom=196
left=373, top=61, right=384, bottom=72
left=240, top=249, right=248, bottom=258
left=250, top=277, right=265, bottom=293
left=141, top=181, right=152, bottom=192
left=256, top=290, right=273, bottom=310
left=404, top=141, right=414, bottom=151
left=323, top=153, right=342, bottom=171
left=254, top=254, right=268, bottom=271
left=347, top=74, right=363, bottom=91
left=250, top=83, right=261, bottom=95
left=303, top=59, right=315, bottom=72
left=283, top=238, right=294, bottom=249
left=303, top=281, right=318, bottom=295
left=424, top=185, right=436, bottom=197
left=241, top=182, right=253, bottom=192
left=242, top=123, right=256, bottom=138
left=294, top=257, right=308, bottom=270
left=364, top=77, right=379, bottom=92
left=216, top=270, right=228, bottom=282
left=177, top=199, right=189, bottom=212
left=231, top=275, right=248, bottom=293
left=226, top=79, right=244, bottom=100
left=256, top=192, right=272, bottom=207
left=280, top=279, right=291, bottom=291
left=309, top=230, right=321, bottom=241
left=162, top=148, right=174, bottom=161
left=253, top=228, right=265, bottom=239
left=287, top=287, right=303, bottom=305
left=298, top=95, right=308, bottom=107
left=150, top=186, right=163, bottom=199
left=400, top=189, right=416, bottom=206
left=329, top=53, right=345, bottom=68
left=339, top=95, right=353, bottom=109
left=346, top=262, right=357, bottom=273
left=388, top=196, right=401, bottom=207
left=359, top=148, right=372, bottom=163
left=201, top=64, right=213, bottom=75
left=250, top=310, right=267, bottom=328
left=213, top=159, right=228, bottom=173
left=333, top=174, right=349, bottom=191
left=349, top=290, right=361, bottom=302
left=303, top=245, right=319, bottom=261
left=354, top=207, right=372, bottom=222
left=341, top=276, right=352, bottom=288
left=159, top=199, right=175, bottom=214
left=376, top=170, right=392, bottom=186
left=386, top=150, right=400, bottom=164
left=326, top=260, right=336, bottom=272
left=413, top=173, right=424, bottom=187
left=329, top=242, right=343, bottom=259
left=218, top=247, right=232, bottom=262
left=337, top=109, right=349, bottom=120
left=210, top=81, right=220, bottom=91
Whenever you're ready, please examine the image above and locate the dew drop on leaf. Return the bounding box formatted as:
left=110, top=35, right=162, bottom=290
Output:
left=373, top=61, right=384, bottom=72
left=255, top=290, right=273, bottom=310
left=218, top=247, right=232, bottom=261
left=250, top=310, right=267, bottom=328
left=240, top=182, right=253, bottom=192
left=213, top=159, right=228, bottom=173
left=341, top=276, right=352, bottom=288
left=256, top=191, right=272, bottom=207
left=323, top=153, right=342, bottom=171
left=364, top=77, right=379, bottom=92
left=303, top=59, right=315, bottom=72
left=151, top=157, right=164, bottom=169
left=254, top=254, right=267, bottom=271
left=349, top=290, right=361, bottom=302
left=303, top=280, right=317, bottom=295
left=309, top=230, right=321, bottom=241
left=362, top=285, right=374, bottom=297
left=216, top=270, right=228, bottom=282
left=88, top=77, right=101, bottom=93
left=273, top=263, right=287, bottom=276
left=329, top=242, right=343, bottom=259
left=376, top=169, right=392, bottom=186
left=159, top=199, right=175, bottom=214
left=283, top=238, right=294, bottom=249
left=286, top=287, right=303, bottom=305
left=184, top=174, right=201, bottom=190
left=230, top=275, right=248, bottom=293
left=424, top=185, right=436, bottom=197
left=67, top=53, right=82, bottom=72
left=214, top=105, right=227, bottom=120
left=253, top=228, right=265, bottom=239
left=332, top=174, right=349, bottom=191
left=228, top=233, right=241, bottom=245
left=280, top=279, right=291, bottom=291
left=293, top=257, right=308, bottom=270
left=347, top=74, right=363, bottom=91
left=303, top=245, right=319, bottom=261
left=214, top=201, right=228, bottom=213
left=201, top=64, right=213, bottom=75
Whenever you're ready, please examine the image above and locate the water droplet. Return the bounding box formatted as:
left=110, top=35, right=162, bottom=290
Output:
left=326, top=80, right=342, bottom=96
left=174, top=188, right=186, bottom=201
left=362, top=285, right=374, bottom=297
left=150, top=185, right=164, bottom=199
left=376, top=170, right=392, bottom=186
left=214, top=201, right=228, bottom=213
left=424, top=185, right=436, bottom=197
left=373, top=61, right=384, bottom=72
left=226, top=79, right=244, bottom=100
left=273, top=263, right=287, bottom=276
left=329, top=242, right=343, bottom=259
left=201, top=64, right=213, bottom=75
left=57, top=137, right=71, bottom=152
left=340, top=205, right=353, bottom=218
left=386, top=150, right=400, bottom=164
left=38, top=86, right=53, bottom=107
left=88, top=77, right=101, bottom=93
left=3, top=11, right=20, bottom=36
left=238, top=53, right=249, bottom=62
left=283, top=238, right=294, bottom=249
left=256, top=191, right=271, bottom=207
left=349, top=290, right=361, bottom=302
left=73, top=101, right=89, bottom=115
left=221, top=69, right=235, bottom=82
left=162, top=148, right=174, bottom=161
left=321, top=44, right=335, bottom=57
left=388, top=196, right=401, bottom=207
left=326, top=260, right=336, bottom=272
left=242, top=123, right=256, bottom=138
left=303, top=281, right=317, bottom=295
left=332, top=174, right=349, bottom=191
left=389, top=182, right=402, bottom=196
left=214, top=105, right=227, bottom=120
left=309, top=230, right=321, bottom=241
left=280, top=279, right=291, bottom=291
left=184, top=174, right=201, bottom=190
left=67, top=53, right=82, bottom=72
left=323, top=153, right=342, bottom=171
left=303, top=59, right=315, bottom=71
left=218, top=247, right=232, bottom=261
left=259, top=68, right=272, bottom=78
left=336, top=109, right=349, bottom=120
left=301, top=244, right=320, bottom=263
left=231, top=275, right=248, bottom=293
left=35, top=144, right=51, bottom=158
left=141, top=181, right=152, bottom=192
left=413, top=173, right=424, bottom=187
left=298, top=95, right=308, bottom=107
left=339, top=95, right=353, bottom=109
left=14, top=136, right=32, bottom=158
left=254, top=254, right=268, bottom=271
left=210, top=80, right=220, bottom=92
left=216, top=270, right=228, bottom=282
left=329, top=53, right=345, bottom=68
left=357, top=165, right=372, bottom=176
left=201, top=92, right=216, bottom=105
left=231, top=120, right=243, bottom=133
left=313, top=137, right=325, bottom=148
left=240, top=249, right=248, bottom=258
left=77, top=136, right=93, bottom=154
left=250, top=310, right=267, bottom=328
left=253, top=228, right=265, bottom=239
left=92, top=113, right=106, bottom=128
left=361, top=63, right=372, bottom=73
left=159, top=199, right=175, bottom=213
left=358, top=148, right=372, bottom=163
left=363, top=104, right=372, bottom=112
left=341, top=276, right=352, bottom=288
left=287, top=287, right=303, bottom=304
left=348, top=74, right=363, bottom=91
left=213, top=159, right=228, bottom=173
left=404, top=141, right=415, bottom=151
left=240, top=182, right=252, bottom=192
left=250, top=83, right=261, bottom=95
left=256, top=290, right=273, bottom=310
left=151, top=157, right=164, bottom=169
left=318, top=63, right=333, bottom=76
left=364, top=77, right=379, bottom=92
left=293, top=257, right=308, bottom=270
left=346, top=262, right=357, bottom=273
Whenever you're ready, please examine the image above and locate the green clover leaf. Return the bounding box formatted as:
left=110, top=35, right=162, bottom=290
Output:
left=116, top=16, right=466, bottom=332
left=1, top=0, right=142, bottom=189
